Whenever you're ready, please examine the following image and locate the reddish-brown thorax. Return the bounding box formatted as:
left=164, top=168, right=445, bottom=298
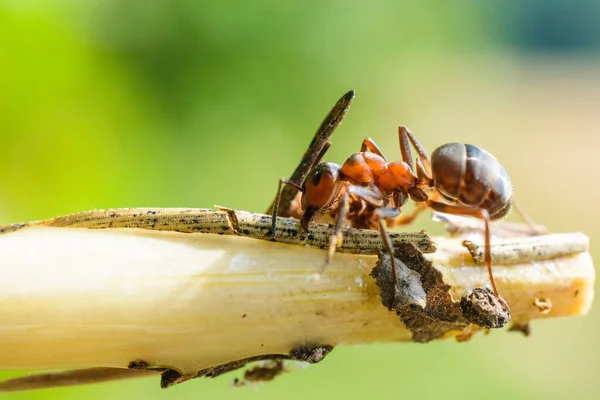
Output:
left=340, top=152, right=419, bottom=194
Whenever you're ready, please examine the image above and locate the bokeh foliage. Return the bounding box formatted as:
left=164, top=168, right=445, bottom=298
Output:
left=1, top=1, right=599, bottom=399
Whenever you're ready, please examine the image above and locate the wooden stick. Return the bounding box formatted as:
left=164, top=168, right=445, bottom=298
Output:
left=0, top=207, right=436, bottom=255
left=0, top=210, right=593, bottom=391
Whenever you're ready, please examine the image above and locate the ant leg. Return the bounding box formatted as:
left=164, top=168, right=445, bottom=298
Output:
left=360, top=138, right=387, bottom=161
left=511, top=198, right=547, bottom=235
left=398, top=126, right=432, bottom=180
left=322, top=191, right=350, bottom=273
left=345, top=185, right=402, bottom=310
left=386, top=202, right=429, bottom=228
left=415, top=158, right=432, bottom=185
left=427, top=201, right=508, bottom=309
left=321, top=185, right=389, bottom=274
left=271, top=178, right=304, bottom=237
left=347, top=185, right=386, bottom=208
left=398, top=127, right=414, bottom=172
left=373, top=207, right=402, bottom=310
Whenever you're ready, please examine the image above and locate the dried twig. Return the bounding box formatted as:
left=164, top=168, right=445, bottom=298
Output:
left=0, top=207, right=436, bottom=254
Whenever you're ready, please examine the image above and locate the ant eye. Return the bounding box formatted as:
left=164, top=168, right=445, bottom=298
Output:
left=302, top=162, right=342, bottom=211
left=310, top=163, right=340, bottom=189
left=310, top=169, right=324, bottom=187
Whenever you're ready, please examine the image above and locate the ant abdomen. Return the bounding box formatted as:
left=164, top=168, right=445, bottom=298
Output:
left=431, top=143, right=513, bottom=220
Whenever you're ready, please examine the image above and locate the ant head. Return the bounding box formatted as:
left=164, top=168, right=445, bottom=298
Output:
left=301, top=162, right=343, bottom=225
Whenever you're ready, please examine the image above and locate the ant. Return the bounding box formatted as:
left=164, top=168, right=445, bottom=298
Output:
left=272, top=124, right=525, bottom=307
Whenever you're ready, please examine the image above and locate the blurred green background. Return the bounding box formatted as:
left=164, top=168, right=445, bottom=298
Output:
left=1, top=1, right=598, bottom=399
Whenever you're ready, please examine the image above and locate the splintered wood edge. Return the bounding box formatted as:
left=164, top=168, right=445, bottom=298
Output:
left=0, top=224, right=593, bottom=391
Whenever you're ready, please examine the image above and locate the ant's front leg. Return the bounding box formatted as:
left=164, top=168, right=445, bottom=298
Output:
left=323, top=191, right=350, bottom=271
left=271, top=178, right=304, bottom=237
left=321, top=185, right=386, bottom=273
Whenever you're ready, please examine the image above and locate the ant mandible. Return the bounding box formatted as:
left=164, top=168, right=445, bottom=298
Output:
left=272, top=125, right=515, bottom=305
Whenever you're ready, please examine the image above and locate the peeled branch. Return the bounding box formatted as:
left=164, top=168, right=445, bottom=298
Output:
left=0, top=209, right=593, bottom=391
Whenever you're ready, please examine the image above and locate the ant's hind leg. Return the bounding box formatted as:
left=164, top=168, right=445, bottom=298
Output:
left=427, top=201, right=508, bottom=310
left=386, top=201, right=429, bottom=228
left=511, top=198, right=547, bottom=235
left=271, top=178, right=304, bottom=237
left=398, top=126, right=432, bottom=181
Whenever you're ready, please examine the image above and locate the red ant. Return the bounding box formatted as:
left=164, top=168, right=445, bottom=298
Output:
left=272, top=125, right=522, bottom=306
